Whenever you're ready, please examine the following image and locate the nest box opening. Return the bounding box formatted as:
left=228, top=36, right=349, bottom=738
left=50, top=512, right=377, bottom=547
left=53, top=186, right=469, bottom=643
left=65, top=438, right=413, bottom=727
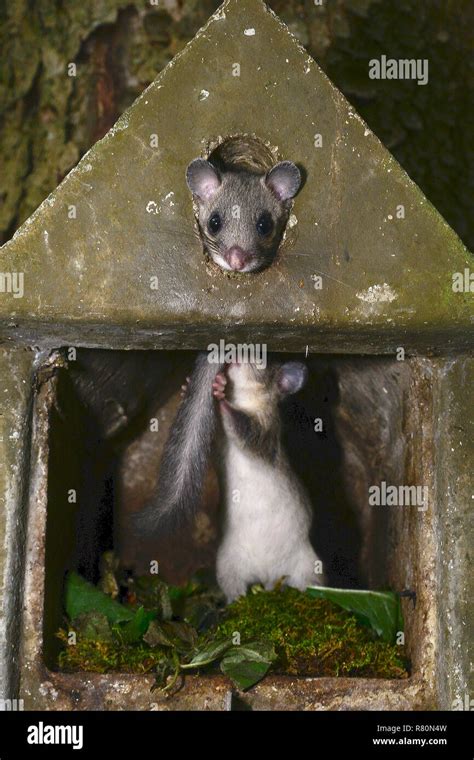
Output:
left=30, top=348, right=428, bottom=695
left=189, top=134, right=302, bottom=273
left=206, top=134, right=278, bottom=173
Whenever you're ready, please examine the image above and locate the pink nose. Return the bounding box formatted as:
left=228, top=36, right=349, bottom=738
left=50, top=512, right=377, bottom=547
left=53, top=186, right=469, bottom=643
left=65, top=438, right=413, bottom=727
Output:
left=227, top=247, right=250, bottom=271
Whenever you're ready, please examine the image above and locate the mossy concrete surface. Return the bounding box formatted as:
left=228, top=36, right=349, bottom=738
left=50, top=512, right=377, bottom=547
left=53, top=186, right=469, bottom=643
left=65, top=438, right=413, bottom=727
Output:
left=434, top=357, right=474, bottom=708
left=0, top=347, right=35, bottom=701
left=0, top=0, right=472, bottom=352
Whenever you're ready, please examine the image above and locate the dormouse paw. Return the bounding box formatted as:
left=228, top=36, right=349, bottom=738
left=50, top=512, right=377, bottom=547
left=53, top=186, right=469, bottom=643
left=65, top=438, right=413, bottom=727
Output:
left=212, top=372, right=227, bottom=400
left=179, top=376, right=191, bottom=399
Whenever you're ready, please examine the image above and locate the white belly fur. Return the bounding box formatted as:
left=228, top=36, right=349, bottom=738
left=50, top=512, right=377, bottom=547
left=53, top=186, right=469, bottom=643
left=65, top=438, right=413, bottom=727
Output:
left=216, top=441, right=325, bottom=602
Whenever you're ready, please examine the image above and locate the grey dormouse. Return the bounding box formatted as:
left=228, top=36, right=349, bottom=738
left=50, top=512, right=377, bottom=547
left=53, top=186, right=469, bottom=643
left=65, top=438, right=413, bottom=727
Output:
left=134, top=355, right=325, bottom=601
left=186, top=157, right=301, bottom=273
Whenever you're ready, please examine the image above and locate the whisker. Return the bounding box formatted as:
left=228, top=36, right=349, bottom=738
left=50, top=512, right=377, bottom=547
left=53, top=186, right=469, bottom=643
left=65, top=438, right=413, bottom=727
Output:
left=310, top=268, right=356, bottom=290
left=281, top=257, right=356, bottom=291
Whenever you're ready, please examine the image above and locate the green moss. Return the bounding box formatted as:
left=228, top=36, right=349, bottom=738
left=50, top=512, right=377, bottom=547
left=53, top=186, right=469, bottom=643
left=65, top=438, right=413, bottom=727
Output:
left=57, top=585, right=408, bottom=680
left=217, top=587, right=408, bottom=679
left=57, top=629, right=168, bottom=674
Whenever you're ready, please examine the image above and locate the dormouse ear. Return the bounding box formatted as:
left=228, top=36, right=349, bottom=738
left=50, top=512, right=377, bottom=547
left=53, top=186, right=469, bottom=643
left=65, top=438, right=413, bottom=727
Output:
left=276, top=362, right=308, bottom=397
left=265, top=161, right=301, bottom=201
left=186, top=159, right=221, bottom=201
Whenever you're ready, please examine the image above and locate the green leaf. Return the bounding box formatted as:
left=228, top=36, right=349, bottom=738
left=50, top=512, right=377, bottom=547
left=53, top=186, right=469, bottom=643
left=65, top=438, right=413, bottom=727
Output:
left=220, top=641, right=277, bottom=690
left=221, top=658, right=270, bottom=691
left=184, top=639, right=233, bottom=668
left=113, top=607, right=156, bottom=644
left=166, top=580, right=201, bottom=602
left=65, top=571, right=134, bottom=625
left=221, top=660, right=271, bottom=691
left=143, top=620, right=198, bottom=651
left=162, top=621, right=199, bottom=650
left=225, top=641, right=277, bottom=664
left=306, top=586, right=403, bottom=643
left=182, top=597, right=220, bottom=631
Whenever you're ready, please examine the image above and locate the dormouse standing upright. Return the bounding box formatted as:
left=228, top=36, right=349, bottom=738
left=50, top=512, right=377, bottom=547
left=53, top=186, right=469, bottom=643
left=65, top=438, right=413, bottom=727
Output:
left=134, top=355, right=325, bottom=601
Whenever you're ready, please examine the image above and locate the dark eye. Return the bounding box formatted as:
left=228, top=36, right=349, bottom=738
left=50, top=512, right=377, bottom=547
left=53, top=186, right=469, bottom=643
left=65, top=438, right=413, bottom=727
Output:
left=208, top=212, right=222, bottom=235
left=256, top=212, right=274, bottom=237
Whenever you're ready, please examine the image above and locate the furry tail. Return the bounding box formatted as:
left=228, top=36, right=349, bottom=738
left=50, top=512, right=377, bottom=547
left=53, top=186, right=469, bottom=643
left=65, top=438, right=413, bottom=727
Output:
left=133, top=352, right=221, bottom=537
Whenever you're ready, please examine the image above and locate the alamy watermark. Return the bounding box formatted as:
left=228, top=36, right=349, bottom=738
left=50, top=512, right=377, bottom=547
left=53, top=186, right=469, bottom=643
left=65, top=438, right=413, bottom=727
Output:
left=207, top=340, right=267, bottom=369
left=452, top=268, right=474, bottom=293
left=369, top=55, right=429, bottom=86
left=27, top=721, right=83, bottom=750
left=0, top=698, right=24, bottom=710
left=0, top=271, right=24, bottom=298
left=369, top=481, right=429, bottom=512
left=452, top=693, right=473, bottom=711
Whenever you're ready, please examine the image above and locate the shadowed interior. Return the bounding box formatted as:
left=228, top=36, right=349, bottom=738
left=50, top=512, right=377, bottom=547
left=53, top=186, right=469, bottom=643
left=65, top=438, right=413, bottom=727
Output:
left=42, top=349, right=411, bottom=669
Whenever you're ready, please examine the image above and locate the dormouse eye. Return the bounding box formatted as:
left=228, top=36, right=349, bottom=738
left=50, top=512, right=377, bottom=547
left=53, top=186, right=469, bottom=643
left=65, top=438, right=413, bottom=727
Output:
left=208, top=212, right=222, bottom=234
left=256, top=211, right=274, bottom=237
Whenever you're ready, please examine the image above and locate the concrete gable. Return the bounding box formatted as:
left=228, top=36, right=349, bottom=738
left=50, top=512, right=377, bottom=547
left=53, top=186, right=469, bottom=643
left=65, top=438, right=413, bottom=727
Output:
left=0, top=0, right=471, bottom=351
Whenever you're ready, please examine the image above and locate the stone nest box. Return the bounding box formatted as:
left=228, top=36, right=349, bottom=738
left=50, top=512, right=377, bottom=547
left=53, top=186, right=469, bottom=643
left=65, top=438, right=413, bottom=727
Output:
left=0, top=0, right=472, bottom=711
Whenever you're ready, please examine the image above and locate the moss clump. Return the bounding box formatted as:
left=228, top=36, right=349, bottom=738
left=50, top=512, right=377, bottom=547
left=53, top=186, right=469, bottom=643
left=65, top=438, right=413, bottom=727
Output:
left=217, top=587, right=408, bottom=679
left=57, top=629, right=169, bottom=674
left=57, top=576, right=409, bottom=681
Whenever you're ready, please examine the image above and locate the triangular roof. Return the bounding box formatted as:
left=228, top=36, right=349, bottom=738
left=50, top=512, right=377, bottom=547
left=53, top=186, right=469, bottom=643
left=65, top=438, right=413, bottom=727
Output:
left=0, top=0, right=471, bottom=352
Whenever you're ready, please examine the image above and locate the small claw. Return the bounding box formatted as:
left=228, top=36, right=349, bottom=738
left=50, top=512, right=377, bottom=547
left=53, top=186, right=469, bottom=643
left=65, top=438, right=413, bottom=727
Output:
left=213, top=373, right=227, bottom=388
left=212, top=372, right=227, bottom=400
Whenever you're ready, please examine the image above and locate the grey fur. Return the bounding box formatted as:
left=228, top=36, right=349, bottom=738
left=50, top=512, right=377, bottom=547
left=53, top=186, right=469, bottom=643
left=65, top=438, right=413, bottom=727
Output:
left=133, top=353, right=222, bottom=535
left=186, top=155, right=301, bottom=273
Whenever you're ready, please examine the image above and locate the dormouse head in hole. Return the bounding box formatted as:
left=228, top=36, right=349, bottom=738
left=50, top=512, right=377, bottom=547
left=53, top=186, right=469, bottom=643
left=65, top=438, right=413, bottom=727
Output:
left=186, top=157, right=301, bottom=273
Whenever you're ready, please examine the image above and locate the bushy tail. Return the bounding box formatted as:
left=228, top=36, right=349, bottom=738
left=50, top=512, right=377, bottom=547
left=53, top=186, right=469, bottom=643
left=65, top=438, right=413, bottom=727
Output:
left=133, top=353, right=221, bottom=537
